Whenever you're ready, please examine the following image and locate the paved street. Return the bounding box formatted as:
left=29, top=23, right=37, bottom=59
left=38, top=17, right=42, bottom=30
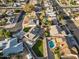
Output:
left=49, top=0, right=79, bottom=56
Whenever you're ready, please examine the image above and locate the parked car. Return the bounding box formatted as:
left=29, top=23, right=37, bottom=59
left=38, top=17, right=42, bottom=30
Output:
left=13, top=3, right=21, bottom=7
left=26, top=53, right=33, bottom=59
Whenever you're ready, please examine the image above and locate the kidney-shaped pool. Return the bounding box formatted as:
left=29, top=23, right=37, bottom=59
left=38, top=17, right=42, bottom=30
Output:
left=48, top=40, right=56, bottom=49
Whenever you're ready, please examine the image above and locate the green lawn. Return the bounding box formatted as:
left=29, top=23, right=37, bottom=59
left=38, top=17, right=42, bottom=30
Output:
left=23, top=27, right=31, bottom=32
left=32, top=40, right=43, bottom=57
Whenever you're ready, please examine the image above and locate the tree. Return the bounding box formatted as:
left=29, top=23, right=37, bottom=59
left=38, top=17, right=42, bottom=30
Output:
left=0, top=29, right=11, bottom=40
left=23, top=27, right=31, bottom=32
left=0, top=29, right=4, bottom=38
left=54, top=46, right=61, bottom=59
left=45, top=30, right=50, bottom=37
left=4, top=30, right=11, bottom=38
left=42, top=18, right=52, bottom=26
left=22, top=3, right=35, bottom=13
left=0, top=29, right=6, bottom=40
left=0, top=18, right=8, bottom=26
left=39, top=10, right=45, bottom=20
left=37, top=0, right=43, bottom=4
left=7, top=0, right=13, bottom=2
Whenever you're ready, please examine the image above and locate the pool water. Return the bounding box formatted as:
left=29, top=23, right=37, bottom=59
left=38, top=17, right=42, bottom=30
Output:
left=48, top=41, right=55, bottom=48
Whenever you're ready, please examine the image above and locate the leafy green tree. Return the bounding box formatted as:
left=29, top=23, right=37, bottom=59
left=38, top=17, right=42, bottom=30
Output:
left=23, top=27, right=31, bottom=32
left=54, top=46, right=61, bottom=58
left=45, top=31, right=50, bottom=37
left=0, top=29, right=6, bottom=40
left=0, top=29, right=11, bottom=39
left=0, top=18, right=8, bottom=26
left=42, top=18, right=52, bottom=26
left=0, top=29, right=4, bottom=38
left=7, top=0, right=13, bottom=2
left=4, top=31, right=11, bottom=38
left=22, top=3, right=34, bottom=13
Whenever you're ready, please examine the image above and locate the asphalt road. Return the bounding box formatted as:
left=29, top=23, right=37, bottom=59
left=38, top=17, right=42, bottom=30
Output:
left=50, top=0, right=79, bottom=53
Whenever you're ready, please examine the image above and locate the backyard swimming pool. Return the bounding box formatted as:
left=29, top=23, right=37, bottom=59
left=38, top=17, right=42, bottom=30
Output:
left=48, top=40, right=56, bottom=48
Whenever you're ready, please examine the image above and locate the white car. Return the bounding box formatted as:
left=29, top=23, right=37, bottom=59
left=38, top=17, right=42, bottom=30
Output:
left=13, top=3, right=21, bottom=7
left=6, top=11, right=13, bottom=16
left=20, top=0, right=25, bottom=2
left=27, top=53, right=33, bottom=59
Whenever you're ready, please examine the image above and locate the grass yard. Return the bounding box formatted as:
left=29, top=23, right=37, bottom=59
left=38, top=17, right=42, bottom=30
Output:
left=32, top=40, right=43, bottom=57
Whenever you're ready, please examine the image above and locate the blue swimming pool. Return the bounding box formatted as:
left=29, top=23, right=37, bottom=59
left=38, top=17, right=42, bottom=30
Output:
left=48, top=40, right=55, bottom=48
